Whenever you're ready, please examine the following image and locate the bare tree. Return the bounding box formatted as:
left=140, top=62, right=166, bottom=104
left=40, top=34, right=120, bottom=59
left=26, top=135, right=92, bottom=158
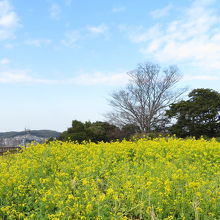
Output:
left=107, top=62, right=186, bottom=133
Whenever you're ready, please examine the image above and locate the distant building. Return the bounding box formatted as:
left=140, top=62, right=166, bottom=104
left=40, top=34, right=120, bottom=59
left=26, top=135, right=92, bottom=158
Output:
left=0, top=134, right=46, bottom=148
left=0, top=129, right=60, bottom=148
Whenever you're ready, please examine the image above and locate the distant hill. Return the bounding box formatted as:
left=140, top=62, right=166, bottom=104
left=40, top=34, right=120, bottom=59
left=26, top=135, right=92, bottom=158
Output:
left=0, top=130, right=61, bottom=139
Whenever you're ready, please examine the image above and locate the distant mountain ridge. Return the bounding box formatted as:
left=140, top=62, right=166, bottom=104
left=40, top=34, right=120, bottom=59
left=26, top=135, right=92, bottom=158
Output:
left=0, top=130, right=61, bottom=139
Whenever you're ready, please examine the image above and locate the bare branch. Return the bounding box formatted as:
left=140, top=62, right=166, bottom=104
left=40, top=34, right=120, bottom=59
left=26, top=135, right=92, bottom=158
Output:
left=106, top=62, right=186, bottom=132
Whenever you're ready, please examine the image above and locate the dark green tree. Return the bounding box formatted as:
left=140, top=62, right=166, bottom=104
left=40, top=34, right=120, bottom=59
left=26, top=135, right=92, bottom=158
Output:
left=166, top=88, right=220, bottom=138
left=59, top=120, right=122, bottom=143
left=60, top=120, right=89, bottom=143
left=85, top=121, right=121, bottom=142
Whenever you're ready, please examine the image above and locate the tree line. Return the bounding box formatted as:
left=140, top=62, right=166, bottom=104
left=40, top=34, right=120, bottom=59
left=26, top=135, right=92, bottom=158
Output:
left=59, top=120, right=140, bottom=143
left=59, top=62, right=220, bottom=142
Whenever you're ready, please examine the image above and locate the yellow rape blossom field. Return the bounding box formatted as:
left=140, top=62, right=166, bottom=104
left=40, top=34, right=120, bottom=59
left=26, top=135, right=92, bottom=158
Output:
left=0, top=138, right=220, bottom=219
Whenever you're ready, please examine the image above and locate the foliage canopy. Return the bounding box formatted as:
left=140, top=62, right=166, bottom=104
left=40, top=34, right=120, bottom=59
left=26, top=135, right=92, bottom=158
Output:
left=166, top=88, right=220, bottom=138
left=59, top=120, right=134, bottom=143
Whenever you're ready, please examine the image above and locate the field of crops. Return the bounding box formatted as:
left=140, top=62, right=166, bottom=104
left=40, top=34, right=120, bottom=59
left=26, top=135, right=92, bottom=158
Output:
left=0, top=138, right=220, bottom=219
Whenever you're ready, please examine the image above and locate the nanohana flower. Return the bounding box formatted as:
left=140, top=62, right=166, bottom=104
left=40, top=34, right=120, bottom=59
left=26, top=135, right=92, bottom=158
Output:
left=0, top=138, right=219, bottom=219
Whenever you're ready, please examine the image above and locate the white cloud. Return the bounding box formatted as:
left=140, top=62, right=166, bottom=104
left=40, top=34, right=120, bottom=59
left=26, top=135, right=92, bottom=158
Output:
left=184, top=74, right=220, bottom=81
left=0, top=67, right=129, bottom=85
left=25, top=39, right=51, bottom=47
left=61, top=30, right=80, bottom=48
left=4, top=43, right=14, bottom=48
left=87, top=24, right=108, bottom=34
left=64, top=0, right=72, bottom=6
left=128, top=25, right=161, bottom=43
left=61, top=24, right=109, bottom=48
left=49, top=3, right=61, bottom=20
left=0, top=0, right=20, bottom=40
left=112, top=7, right=126, bottom=13
left=150, top=3, right=173, bottom=19
left=67, top=72, right=129, bottom=85
left=0, top=69, right=38, bottom=83
left=128, top=0, right=220, bottom=71
left=0, top=58, right=9, bottom=64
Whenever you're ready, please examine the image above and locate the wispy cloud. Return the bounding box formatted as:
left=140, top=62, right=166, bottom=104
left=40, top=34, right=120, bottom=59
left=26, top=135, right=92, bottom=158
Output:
left=61, top=30, right=80, bottom=48
left=0, top=69, right=43, bottom=83
left=184, top=74, right=220, bottom=81
left=49, top=3, right=61, bottom=20
left=150, top=3, right=173, bottom=19
left=25, top=39, right=51, bottom=47
left=127, top=0, right=220, bottom=71
left=0, top=67, right=129, bottom=85
left=64, top=0, right=72, bottom=6
left=87, top=24, right=108, bottom=34
left=0, top=0, right=20, bottom=40
left=127, top=25, right=160, bottom=43
left=69, top=72, right=129, bottom=85
left=112, top=7, right=126, bottom=13
left=4, top=43, right=14, bottom=48
left=61, top=24, right=109, bottom=48
left=0, top=58, right=10, bottom=64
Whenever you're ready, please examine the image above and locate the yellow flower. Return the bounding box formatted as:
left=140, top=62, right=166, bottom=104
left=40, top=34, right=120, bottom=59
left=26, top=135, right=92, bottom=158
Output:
left=82, top=178, right=88, bottom=185
left=107, top=188, right=114, bottom=195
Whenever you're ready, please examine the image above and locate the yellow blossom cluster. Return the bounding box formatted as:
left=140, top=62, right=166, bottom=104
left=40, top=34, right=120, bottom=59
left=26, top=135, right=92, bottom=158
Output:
left=0, top=138, right=220, bottom=219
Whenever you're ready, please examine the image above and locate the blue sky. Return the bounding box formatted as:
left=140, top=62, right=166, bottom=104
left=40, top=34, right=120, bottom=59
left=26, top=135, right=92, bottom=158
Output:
left=0, top=0, right=220, bottom=132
